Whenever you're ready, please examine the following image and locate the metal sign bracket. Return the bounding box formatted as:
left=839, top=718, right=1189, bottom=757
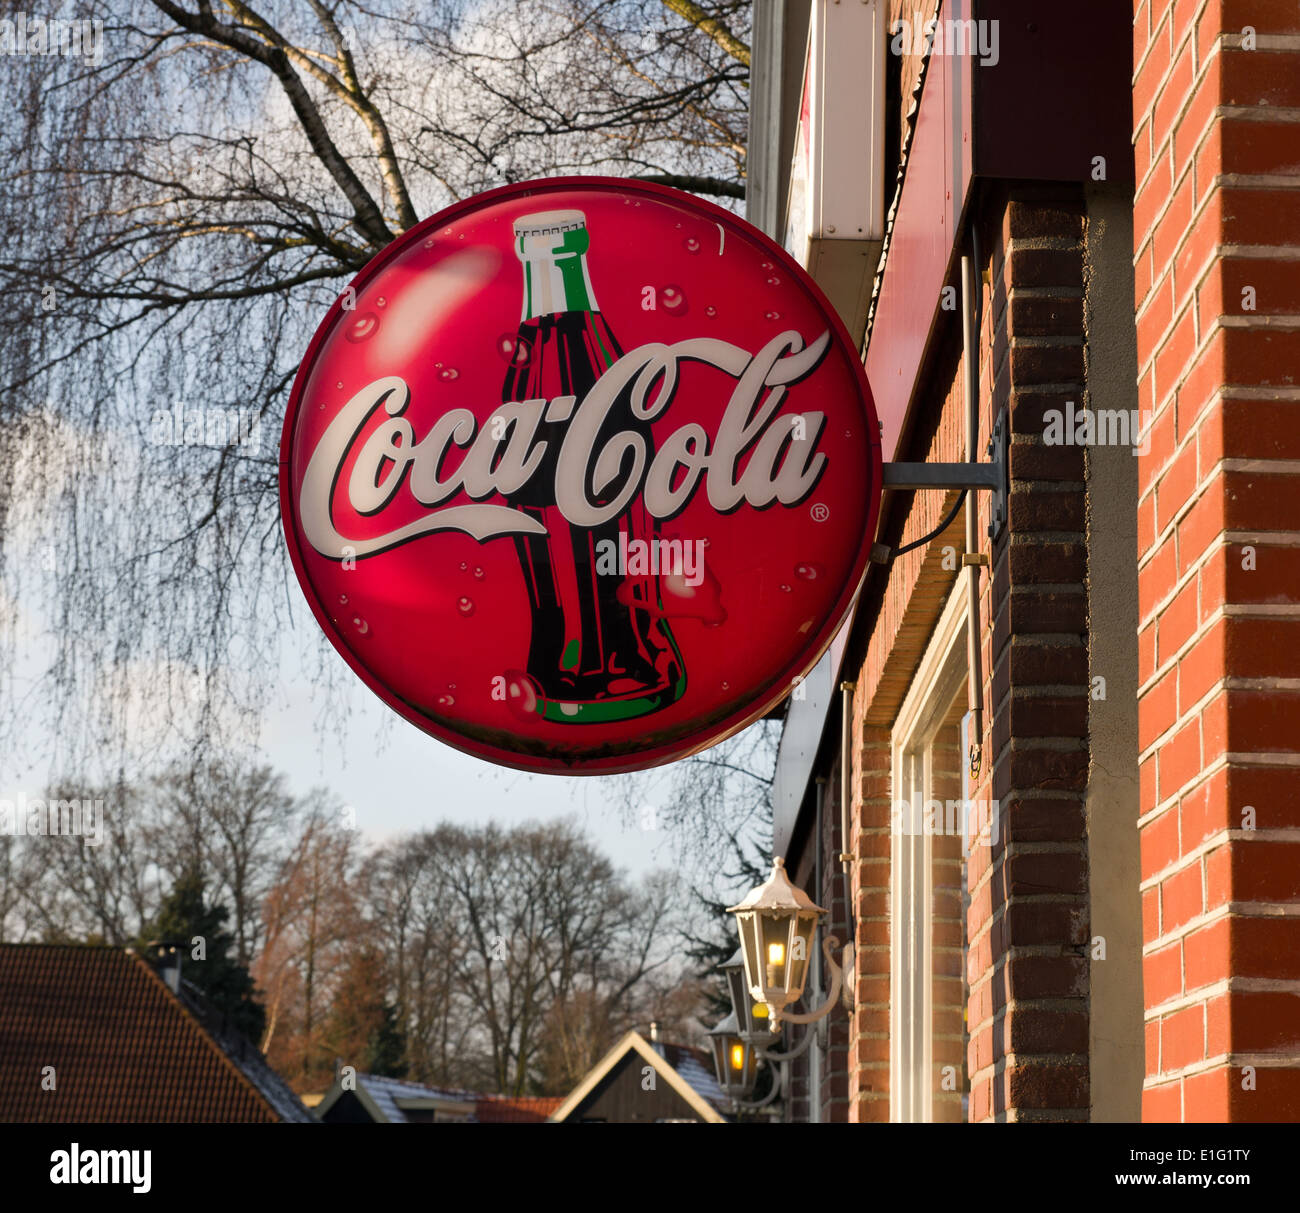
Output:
left=873, top=410, right=1008, bottom=564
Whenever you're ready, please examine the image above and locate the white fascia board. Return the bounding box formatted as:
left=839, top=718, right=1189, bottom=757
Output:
left=785, top=0, right=886, bottom=340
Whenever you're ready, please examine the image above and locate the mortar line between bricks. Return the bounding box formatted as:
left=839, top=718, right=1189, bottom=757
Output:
left=1150, top=1053, right=1300, bottom=1085
left=1139, top=754, right=1300, bottom=825
left=1004, top=235, right=1084, bottom=252
left=1001, top=737, right=1088, bottom=753
left=990, top=1052, right=1090, bottom=1068
left=1138, top=649, right=1300, bottom=719
left=1135, top=28, right=1242, bottom=259
left=1006, top=581, right=1087, bottom=594
left=1137, top=673, right=1300, bottom=767
left=1130, top=2, right=1172, bottom=89
left=1136, top=582, right=1300, bottom=668
left=1006, top=684, right=1091, bottom=698
left=1137, top=154, right=1281, bottom=326
left=1137, top=271, right=1300, bottom=381
left=1009, top=336, right=1085, bottom=348
left=1210, top=313, right=1300, bottom=335
left=1142, top=894, right=1300, bottom=940
left=1002, top=529, right=1088, bottom=545
left=1007, top=285, right=1084, bottom=300
left=1007, top=382, right=1086, bottom=397
left=1138, top=460, right=1300, bottom=569
left=1140, top=89, right=1300, bottom=247
left=1009, top=1110, right=1090, bottom=1122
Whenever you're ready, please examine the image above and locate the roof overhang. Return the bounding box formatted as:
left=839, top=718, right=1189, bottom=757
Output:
left=314, top=1074, right=387, bottom=1122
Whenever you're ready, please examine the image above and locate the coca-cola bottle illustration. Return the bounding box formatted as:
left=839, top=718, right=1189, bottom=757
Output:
left=503, top=209, right=685, bottom=723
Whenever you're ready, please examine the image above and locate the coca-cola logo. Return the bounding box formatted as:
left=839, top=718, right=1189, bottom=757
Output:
left=280, top=179, right=881, bottom=773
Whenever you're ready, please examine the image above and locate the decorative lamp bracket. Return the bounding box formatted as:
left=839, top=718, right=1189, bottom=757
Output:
left=765, top=934, right=854, bottom=1028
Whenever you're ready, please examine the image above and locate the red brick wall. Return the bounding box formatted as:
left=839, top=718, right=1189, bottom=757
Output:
left=842, top=185, right=1093, bottom=1122
left=1133, top=0, right=1300, bottom=1121
left=847, top=721, right=894, bottom=1121
left=968, top=189, right=1093, bottom=1123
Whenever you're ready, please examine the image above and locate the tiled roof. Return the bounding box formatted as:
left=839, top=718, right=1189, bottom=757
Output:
left=473, top=1095, right=563, bottom=1123
left=0, top=944, right=311, bottom=1122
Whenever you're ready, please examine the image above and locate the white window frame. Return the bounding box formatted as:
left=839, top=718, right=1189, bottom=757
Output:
left=889, top=582, right=969, bottom=1123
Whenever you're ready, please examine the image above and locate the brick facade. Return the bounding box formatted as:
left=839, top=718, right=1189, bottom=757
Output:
left=1133, top=0, right=1300, bottom=1121
left=787, top=183, right=1100, bottom=1122
left=771, top=0, right=1298, bottom=1126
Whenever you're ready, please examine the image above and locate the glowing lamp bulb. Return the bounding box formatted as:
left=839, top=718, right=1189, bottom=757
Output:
left=768, top=941, right=785, bottom=967
left=730, top=1043, right=744, bottom=1071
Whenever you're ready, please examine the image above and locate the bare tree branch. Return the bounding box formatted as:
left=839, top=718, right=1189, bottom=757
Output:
left=661, top=0, right=751, bottom=68
left=634, top=171, right=744, bottom=197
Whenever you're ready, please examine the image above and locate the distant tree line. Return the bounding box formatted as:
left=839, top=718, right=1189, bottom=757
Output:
left=0, top=760, right=702, bottom=1095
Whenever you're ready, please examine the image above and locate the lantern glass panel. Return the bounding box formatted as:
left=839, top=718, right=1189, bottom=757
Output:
left=736, top=1038, right=756, bottom=1092
left=760, top=911, right=799, bottom=1000
left=788, top=911, right=816, bottom=1000
left=726, top=963, right=749, bottom=1035
left=710, top=1029, right=754, bottom=1097
left=738, top=912, right=764, bottom=1000
left=709, top=1033, right=728, bottom=1087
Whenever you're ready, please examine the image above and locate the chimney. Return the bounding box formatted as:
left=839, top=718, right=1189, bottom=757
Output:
left=148, top=940, right=183, bottom=994
left=649, top=1021, right=665, bottom=1056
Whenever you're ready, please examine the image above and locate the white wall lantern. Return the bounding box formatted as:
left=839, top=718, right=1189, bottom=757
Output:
left=727, top=858, right=851, bottom=1028
left=720, top=948, right=776, bottom=1039
left=708, top=1011, right=760, bottom=1102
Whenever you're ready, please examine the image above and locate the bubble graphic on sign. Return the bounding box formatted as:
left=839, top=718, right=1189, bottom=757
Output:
left=346, top=312, right=379, bottom=343
left=661, top=285, right=688, bottom=316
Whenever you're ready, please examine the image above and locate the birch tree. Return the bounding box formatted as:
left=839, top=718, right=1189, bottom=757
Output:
left=0, top=0, right=751, bottom=775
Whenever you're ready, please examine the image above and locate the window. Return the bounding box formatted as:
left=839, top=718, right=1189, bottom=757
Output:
left=890, top=582, right=972, bottom=1123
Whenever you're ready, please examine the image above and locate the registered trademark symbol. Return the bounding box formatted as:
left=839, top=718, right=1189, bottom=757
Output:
left=810, top=503, right=830, bottom=522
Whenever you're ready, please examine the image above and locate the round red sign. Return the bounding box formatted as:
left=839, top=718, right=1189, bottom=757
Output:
left=280, top=178, right=881, bottom=774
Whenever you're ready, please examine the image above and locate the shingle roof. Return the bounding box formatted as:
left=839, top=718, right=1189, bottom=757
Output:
left=660, top=1041, right=728, bottom=1113
left=316, top=1072, right=563, bottom=1123
left=356, top=1073, right=477, bottom=1122
left=0, top=943, right=312, bottom=1122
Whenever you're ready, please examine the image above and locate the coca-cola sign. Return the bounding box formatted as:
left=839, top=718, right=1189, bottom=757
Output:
left=280, top=178, right=881, bottom=773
